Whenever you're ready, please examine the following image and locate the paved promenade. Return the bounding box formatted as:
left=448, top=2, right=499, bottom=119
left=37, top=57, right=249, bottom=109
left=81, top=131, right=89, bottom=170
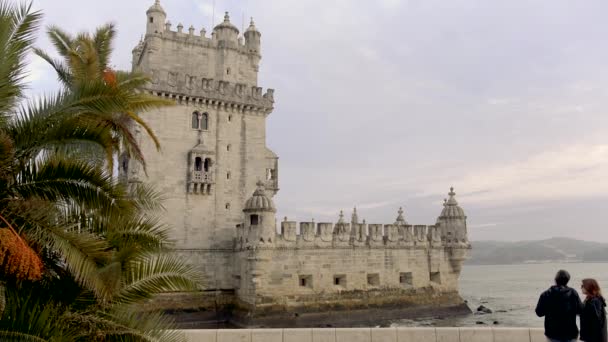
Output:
left=180, top=327, right=549, bottom=342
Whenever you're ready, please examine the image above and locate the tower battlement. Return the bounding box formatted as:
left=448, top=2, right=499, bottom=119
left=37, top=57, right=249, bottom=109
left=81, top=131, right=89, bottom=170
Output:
left=236, top=220, right=458, bottom=250
left=140, top=78, right=274, bottom=114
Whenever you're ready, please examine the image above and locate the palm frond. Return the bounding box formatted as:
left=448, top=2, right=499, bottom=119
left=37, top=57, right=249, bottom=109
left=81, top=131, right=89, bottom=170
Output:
left=32, top=47, right=72, bottom=86
left=0, top=287, right=76, bottom=341
left=0, top=1, right=42, bottom=119
left=117, top=253, right=203, bottom=305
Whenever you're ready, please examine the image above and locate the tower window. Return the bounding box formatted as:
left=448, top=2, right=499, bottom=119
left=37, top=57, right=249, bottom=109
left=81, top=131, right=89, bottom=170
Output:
left=225, top=203, right=230, bottom=210
left=194, top=157, right=202, bottom=171
left=149, top=17, right=154, bottom=23
left=201, top=112, right=209, bottom=130
left=191, top=112, right=200, bottom=129
left=226, top=68, right=231, bottom=75
left=430, top=272, right=442, bottom=284
left=250, top=214, right=259, bottom=225
left=228, top=115, right=232, bottom=122
left=299, top=275, right=312, bottom=288
left=203, top=158, right=211, bottom=172
left=227, top=172, right=231, bottom=180
left=227, top=144, right=231, bottom=152
left=266, top=168, right=276, bottom=180
left=400, top=272, right=413, bottom=287
left=367, top=273, right=380, bottom=286
left=334, top=275, right=346, bottom=288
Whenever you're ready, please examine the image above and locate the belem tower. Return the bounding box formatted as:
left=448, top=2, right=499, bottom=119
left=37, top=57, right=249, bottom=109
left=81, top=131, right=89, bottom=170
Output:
left=123, top=1, right=472, bottom=326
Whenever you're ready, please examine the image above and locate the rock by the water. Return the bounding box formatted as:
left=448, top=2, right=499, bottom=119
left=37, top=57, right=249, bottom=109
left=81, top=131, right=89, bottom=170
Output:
left=477, top=305, right=493, bottom=314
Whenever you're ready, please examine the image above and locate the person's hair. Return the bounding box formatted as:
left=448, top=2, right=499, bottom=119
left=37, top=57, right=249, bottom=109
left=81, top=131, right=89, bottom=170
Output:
left=582, top=278, right=602, bottom=299
left=555, top=270, right=571, bottom=286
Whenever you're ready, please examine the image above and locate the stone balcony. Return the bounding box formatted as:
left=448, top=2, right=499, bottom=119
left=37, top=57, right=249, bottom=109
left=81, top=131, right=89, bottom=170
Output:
left=191, top=171, right=214, bottom=184
left=188, top=171, right=214, bottom=195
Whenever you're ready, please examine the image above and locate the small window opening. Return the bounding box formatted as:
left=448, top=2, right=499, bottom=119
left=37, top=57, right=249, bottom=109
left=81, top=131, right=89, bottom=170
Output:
left=228, top=115, right=232, bottom=122
left=149, top=17, right=154, bottom=23
left=367, top=273, right=380, bottom=286
left=266, top=168, right=276, bottom=181
left=191, top=112, right=200, bottom=129
left=250, top=214, right=259, bottom=225
left=227, top=144, right=231, bottom=152
left=399, top=272, right=413, bottom=287
left=201, top=112, right=209, bottom=130
left=225, top=203, right=230, bottom=210
left=430, top=272, right=442, bottom=284
left=299, top=275, right=312, bottom=288
left=203, top=158, right=211, bottom=172
left=334, top=275, right=346, bottom=288
left=194, top=157, right=202, bottom=171
left=226, top=68, right=231, bottom=75
left=226, top=172, right=231, bottom=180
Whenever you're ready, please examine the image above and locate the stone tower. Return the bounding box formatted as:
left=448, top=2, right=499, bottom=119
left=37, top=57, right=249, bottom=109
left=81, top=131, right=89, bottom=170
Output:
left=127, top=1, right=278, bottom=288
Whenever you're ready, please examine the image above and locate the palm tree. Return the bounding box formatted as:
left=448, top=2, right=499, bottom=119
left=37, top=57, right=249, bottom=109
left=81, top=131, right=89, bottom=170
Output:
left=0, top=2, right=202, bottom=341
left=35, top=23, right=171, bottom=172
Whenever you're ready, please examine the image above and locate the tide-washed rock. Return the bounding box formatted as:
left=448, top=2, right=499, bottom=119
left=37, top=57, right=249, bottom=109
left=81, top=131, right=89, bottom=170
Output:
left=477, top=305, right=493, bottom=314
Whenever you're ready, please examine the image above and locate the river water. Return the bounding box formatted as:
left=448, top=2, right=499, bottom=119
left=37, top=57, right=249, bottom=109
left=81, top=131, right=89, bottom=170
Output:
left=393, top=263, right=608, bottom=327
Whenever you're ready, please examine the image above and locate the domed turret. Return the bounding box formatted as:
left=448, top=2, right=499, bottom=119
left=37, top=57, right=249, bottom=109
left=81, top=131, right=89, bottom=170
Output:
left=213, top=12, right=239, bottom=43
left=146, top=0, right=166, bottom=35
left=394, top=207, right=407, bottom=225
left=244, top=17, right=261, bottom=53
left=243, top=181, right=276, bottom=245
left=438, top=187, right=466, bottom=220
left=436, top=187, right=468, bottom=245
left=244, top=181, right=276, bottom=213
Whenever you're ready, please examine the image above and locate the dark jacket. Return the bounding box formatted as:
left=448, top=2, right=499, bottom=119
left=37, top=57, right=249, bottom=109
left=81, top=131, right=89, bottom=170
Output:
left=580, top=296, right=608, bottom=342
left=535, top=285, right=583, bottom=340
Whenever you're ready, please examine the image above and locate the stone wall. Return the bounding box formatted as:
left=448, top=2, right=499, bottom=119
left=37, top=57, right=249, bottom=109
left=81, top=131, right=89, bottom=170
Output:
left=180, top=328, right=549, bottom=342
left=234, top=217, right=470, bottom=317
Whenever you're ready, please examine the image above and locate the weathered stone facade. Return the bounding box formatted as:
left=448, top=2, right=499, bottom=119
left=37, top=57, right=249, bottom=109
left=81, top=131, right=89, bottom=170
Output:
left=127, top=1, right=471, bottom=325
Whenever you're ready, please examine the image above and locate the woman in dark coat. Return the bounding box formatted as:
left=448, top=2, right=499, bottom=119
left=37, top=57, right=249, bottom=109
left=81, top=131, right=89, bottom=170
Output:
left=580, top=278, right=608, bottom=342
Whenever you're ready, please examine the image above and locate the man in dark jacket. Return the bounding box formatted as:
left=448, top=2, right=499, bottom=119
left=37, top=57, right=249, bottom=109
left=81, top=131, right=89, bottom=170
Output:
left=536, top=270, right=583, bottom=342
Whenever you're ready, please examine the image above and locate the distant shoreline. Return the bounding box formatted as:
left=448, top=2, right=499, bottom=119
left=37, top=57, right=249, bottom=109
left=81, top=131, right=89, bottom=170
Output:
left=466, top=261, right=608, bottom=266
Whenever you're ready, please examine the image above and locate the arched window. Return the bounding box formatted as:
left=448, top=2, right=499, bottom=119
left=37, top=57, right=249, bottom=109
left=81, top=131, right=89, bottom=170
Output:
left=250, top=214, right=259, bottom=225
left=201, top=113, right=209, bottom=130
left=194, top=157, right=202, bottom=171
left=191, top=112, right=200, bottom=129
left=203, top=158, right=211, bottom=172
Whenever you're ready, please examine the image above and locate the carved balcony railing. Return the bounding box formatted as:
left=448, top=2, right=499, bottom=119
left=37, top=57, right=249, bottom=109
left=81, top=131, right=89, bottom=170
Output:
left=190, top=171, right=214, bottom=184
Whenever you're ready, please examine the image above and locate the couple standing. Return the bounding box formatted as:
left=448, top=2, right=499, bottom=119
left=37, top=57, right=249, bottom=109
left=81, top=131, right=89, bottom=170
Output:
left=536, top=270, right=607, bottom=342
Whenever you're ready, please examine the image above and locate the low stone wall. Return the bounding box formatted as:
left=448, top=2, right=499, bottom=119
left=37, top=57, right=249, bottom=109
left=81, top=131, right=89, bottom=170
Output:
left=180, top=327, right=549, bottom=342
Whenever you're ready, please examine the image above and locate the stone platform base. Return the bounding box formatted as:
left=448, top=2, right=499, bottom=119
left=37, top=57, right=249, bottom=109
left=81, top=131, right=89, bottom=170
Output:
left=230, top=302, right=471, bottom=328
left=143, top=290, right=471, bottom=328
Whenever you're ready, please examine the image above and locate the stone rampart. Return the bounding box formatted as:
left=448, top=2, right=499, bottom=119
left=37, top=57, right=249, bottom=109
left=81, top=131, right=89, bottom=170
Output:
left=235, top=220, right=471, bottom=250
left=179, top=327, right=547, bottom=342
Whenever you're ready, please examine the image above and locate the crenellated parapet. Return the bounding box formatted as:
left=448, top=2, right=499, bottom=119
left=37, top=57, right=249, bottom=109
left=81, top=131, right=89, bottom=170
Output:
left=235, top=220, right=464, bottom=251
left=141, top=78, right=274, bottom=114
left=235, top=188, right=471, bottom=254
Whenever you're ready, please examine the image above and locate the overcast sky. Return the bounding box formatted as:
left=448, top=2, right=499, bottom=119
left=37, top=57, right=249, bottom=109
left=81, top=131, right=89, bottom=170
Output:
left=27, top=0, right=608, bottom=241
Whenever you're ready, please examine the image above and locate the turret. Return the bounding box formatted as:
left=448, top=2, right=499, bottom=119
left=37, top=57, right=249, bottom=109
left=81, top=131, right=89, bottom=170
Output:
left=146, top=0, right=166, bottom=35
left=394, top=207, right=407, bottom=225
left=243, top=181, right=277, bottom=245
left=213, top=12, right=239, bottom=44
left=436, top=187, right=469, bottom=245
left=244, top=18, right=261, bottom=54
